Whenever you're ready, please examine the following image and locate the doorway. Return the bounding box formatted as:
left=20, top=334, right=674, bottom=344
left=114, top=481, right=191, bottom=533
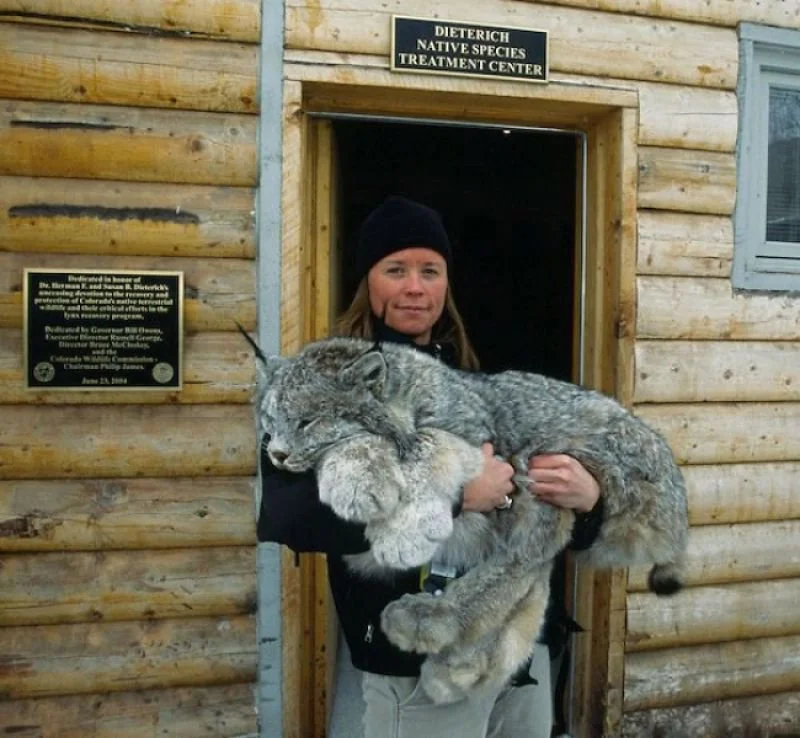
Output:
left=327, top=117, right=584, bottom=736
left=285, top=80, right=637, bottom=737
left=333, top=118, right=582, bottom=381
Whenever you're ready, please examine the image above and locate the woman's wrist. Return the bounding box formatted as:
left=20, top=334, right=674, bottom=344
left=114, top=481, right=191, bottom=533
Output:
left=575, top=484, right=601, bottom=513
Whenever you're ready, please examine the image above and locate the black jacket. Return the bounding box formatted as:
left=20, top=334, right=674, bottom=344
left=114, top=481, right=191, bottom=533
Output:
left=257, top=328, right=604, bottom=676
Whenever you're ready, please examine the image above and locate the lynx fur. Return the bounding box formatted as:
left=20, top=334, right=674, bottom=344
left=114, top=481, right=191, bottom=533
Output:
left=253, top=335, right=689, bottom=703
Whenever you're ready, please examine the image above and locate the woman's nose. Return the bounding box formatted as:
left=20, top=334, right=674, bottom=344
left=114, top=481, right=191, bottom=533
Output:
left=403, top=271, right=423, bottom=292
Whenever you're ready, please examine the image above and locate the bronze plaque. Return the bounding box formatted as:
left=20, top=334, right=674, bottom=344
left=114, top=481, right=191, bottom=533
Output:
left=24, top=269, right=184, bottom=390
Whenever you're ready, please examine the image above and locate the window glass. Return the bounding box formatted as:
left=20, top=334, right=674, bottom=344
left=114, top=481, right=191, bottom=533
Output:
left=767, top=86, right=800, bottom=244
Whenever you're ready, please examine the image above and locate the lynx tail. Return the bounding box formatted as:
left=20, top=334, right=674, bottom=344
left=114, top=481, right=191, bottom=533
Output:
left=647, top=562, right=684, bottom=596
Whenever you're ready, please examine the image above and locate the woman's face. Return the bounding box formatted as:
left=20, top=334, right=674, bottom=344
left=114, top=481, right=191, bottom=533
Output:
left=367, top=247, right=448, bottom=345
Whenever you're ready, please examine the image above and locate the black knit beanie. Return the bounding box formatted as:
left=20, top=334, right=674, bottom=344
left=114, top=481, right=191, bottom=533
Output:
left=355, top=196, right=452, bottom=281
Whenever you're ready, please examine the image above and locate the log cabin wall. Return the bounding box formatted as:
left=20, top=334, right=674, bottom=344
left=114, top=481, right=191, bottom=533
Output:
left=0, top=2, right=261, bottom=735
left=283, top=1, right=800, bottom=737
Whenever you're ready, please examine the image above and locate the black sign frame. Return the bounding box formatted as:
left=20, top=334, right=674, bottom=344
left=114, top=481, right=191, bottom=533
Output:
left=391, top=15, right=549, bottom=84
left=24, top=268, right=184, bottom=391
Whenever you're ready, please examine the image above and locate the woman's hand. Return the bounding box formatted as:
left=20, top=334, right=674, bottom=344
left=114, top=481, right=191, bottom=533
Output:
left=527, top=454, right=600, bottom=513
left=462, top=443, right=515, bottom=513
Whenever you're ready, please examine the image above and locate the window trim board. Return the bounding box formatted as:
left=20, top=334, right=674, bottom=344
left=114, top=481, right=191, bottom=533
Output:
left=733, top=23, right=800, bottom=292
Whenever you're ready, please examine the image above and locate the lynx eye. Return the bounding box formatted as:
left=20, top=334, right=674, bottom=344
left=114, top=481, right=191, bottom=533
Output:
left=297, top=418, right=316, bottom=431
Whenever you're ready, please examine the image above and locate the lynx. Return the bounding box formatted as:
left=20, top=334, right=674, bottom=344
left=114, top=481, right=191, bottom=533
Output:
left=251, top=334, right=689, bottom=703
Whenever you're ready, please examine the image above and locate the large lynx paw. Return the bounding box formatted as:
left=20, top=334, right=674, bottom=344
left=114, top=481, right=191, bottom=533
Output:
left=368, top=526, right=440, bottom=570
left=316, top=439, right=404, bottom=522
left=381, top=592, right=461, bottom=655
left=419, top=649, right=488, bottom=704
left=419, top=632, right=527, bottom=704
left=367, top=499, right=453, bottom=570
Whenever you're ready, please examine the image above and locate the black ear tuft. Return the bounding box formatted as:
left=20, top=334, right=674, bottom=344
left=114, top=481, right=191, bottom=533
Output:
left=235, top=320, right=286, bottom=387
left=235, top=321, right=267, bottom=363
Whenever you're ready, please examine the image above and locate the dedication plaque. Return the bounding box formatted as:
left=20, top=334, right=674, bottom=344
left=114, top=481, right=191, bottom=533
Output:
left=24, top=269, right=183, bottom=390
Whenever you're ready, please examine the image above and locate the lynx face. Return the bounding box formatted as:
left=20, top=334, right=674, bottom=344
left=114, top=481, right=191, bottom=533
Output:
left=262, top=382, right=371, bottom=472
left=258, top=343, right=414, bottom=472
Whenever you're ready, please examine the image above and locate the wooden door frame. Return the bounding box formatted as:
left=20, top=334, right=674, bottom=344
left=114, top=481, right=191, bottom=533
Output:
left=278, top=62, right=639, bottom=738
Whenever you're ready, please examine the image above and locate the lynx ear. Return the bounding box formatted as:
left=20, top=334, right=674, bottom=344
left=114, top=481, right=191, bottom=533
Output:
left=338, top=350, right=387, bottom=397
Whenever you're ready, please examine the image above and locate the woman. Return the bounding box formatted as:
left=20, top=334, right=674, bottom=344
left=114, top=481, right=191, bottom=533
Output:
left=258, top=195, right=602, bottom=738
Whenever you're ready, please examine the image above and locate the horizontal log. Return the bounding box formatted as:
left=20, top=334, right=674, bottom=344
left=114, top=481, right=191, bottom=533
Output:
left=634, top=341, right=800, bottom=403
left=637, top=211, right=732, bottom=277
left=0, top=100, right=257, bottom=185
left=638, top=147, right=736, bottom=215
left=0, top=252, right=256, bottom=332
left=0, top=406, right=257, bottom=479
left=0, top=683, right=258, bottom=738
left=632, top=81, right=737, bottom=152
left=0, top=0, right=260, bottom=42
left=297, top=68, right=638, bottom=133
left=0, top=477, right=256, bottom=551
left=0, top=329, right=256, bottom=404
left=636, top=402, right=800, bottom=465
left=0, top=24, right=258, bottom=112
left=628, top=520, right=800, bottom=591
left=516, top=0, right=800, bottom=30
left=286, top=50, right=737, bottom=153
left=622, top=691, right=800, bottom=738
left=683, top=462, right=800, bottom=526
left=286, top=48, right=640, bottom=114
left=626, top=578, right=800, bottom=652
left=0, top=176, right=256, bottom=258
left=0, top=615, right=257, bottom=699
left=0, top=547, right=256, bottom=626
left=637, top=276, right=800, bottom=340
left=624, top=634, right=800, bottom=711
left=285, top=0, right=737, bottom=89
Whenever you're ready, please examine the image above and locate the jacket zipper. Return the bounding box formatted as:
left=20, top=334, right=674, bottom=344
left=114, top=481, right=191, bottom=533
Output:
left=364, top=623, right=374, bottom=643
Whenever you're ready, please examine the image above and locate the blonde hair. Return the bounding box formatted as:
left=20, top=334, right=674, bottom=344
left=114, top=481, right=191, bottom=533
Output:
left=334, top=279, right=480, bottom=371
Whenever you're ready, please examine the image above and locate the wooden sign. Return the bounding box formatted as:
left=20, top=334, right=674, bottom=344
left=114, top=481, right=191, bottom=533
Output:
left=391, top=16, right=548, bottom=84
left=24, top=269, right=184, bottom=390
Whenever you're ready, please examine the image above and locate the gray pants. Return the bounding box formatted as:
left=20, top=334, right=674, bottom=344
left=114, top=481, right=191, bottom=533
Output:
left=361, top=642, right=553, bottom=738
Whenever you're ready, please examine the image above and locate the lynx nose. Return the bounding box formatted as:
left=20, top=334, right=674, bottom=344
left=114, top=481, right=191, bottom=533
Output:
left=270, top=449, right=288, bottom=466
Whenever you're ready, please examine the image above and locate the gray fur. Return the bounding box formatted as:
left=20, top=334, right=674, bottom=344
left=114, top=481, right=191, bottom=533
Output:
left=257, top=336, right=689, bottom=702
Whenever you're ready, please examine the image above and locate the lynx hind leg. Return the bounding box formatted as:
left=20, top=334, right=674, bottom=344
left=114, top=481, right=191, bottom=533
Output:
left=585, top=477, right=689, bottom=596
left=419, top=564, right=552, bottom=704
left=367, top=495, right=454, bottom=570
left=316, top=435, right=404, bottom=523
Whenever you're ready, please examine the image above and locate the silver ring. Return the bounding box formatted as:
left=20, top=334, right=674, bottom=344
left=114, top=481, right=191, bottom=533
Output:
left=497, top=495, right=513, bottom=510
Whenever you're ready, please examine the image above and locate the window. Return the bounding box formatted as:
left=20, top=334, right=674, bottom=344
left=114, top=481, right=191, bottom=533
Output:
left=734, top=23, right=800, bottom=292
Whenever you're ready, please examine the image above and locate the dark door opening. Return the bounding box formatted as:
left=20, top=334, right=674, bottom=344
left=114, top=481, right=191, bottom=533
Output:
left=329, top=117, right=582, bottom=735
left=333, top=118, right=580, bottom=381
